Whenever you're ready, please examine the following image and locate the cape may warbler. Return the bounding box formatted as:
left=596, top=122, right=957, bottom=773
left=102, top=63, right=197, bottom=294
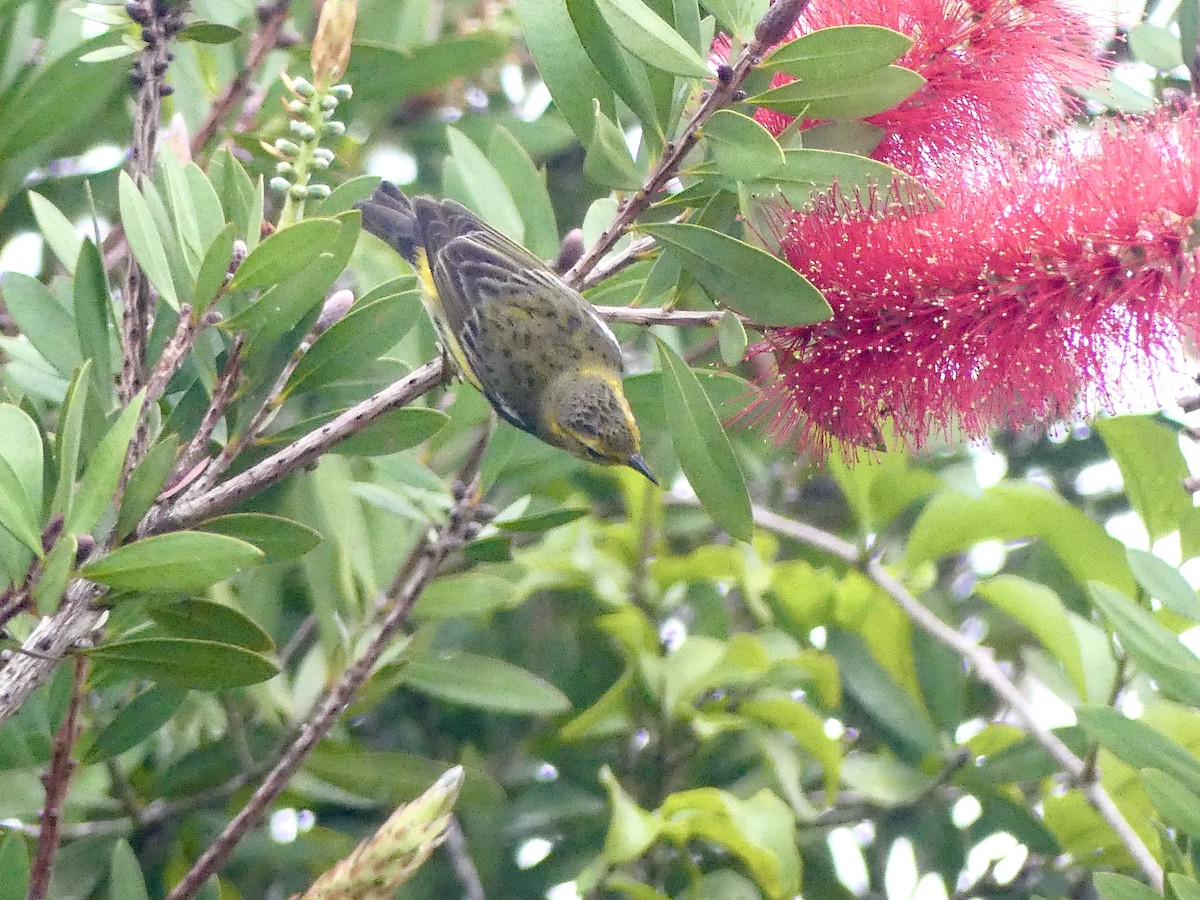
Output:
left=357, top=182, right=655, bottom=483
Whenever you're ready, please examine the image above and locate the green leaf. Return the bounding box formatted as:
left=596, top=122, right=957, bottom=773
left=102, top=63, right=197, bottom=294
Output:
left=703, top=109, right=786, bottom=181
left=68, top=391, right=146, bottom=536
left=1076, top=705, right=1200, bottom=793
left=1128, top=23, right=1184, bottom=71
left=487, top=128, right=559, bottom=260
left=196, top=513, right=322, bottom=564
left=445, top=127, right=525, bottom=242
left=656, top=339, right=752, bottom=541
left=1126, top=548, right=1200, bottom=620
left=585, top=101, right=643, bottom=190
left=594, top=0, right=711, bottom=77
left=827, top=629, right=939, bottom=755
left=495, top=507, right=590, bottom=532
left=976, top=575, right=1088, bottom=699
left=108, top=839, right=150, bottom=900
left=747, top=65, right=925, bottom=119
left=87, top=638, right=279, bottom=689
left=745, top=148, right=935, bottom=215
left=84, top=687, right=187, bottom=765
left=403, top=651, right=572, bottom=714
left=73, top=240, right=114, bottom=403
left=641, top=223, right=831, bottom=326
left=344, top=35, right=510, bottom=106
left=1094, top=416, right=1192, bottom=542
left=27, top=190, right=82, bottom=274
left=229, top=218, right=343, bottom=291
left=222, top=212, right=361, bottom=347
left=52, top=361, right=91, bottom=519
left=160, top=151, right=202, bottom=273
left=115, top=437, right=178, bottom=541
left=700, top=0, right=766, bottom=38
left=286, top=290, right=422, bottom=395
left=761, top=25, right=912, bottom=81
left=79, top=532, right=265, bottom=592
left=311, top=175, right=381, bottom=218
left=599, top=764, right=661, bottom=861
left=0, top=452, right=42, bottom=557
left=515, top=0, right=616, bottom=143
left=119, top=171, right=178, bottom=310
left=740, top=696, right=841, bottom=799
left=192, top=221, right=238, bottom=313
left=177, top=21, right=243, bottom=44
left=906, top=482, right=1135, bottom=596
left=0, top=404, right=43, bottom=517
left=78, top=44, right=140, bottom=63
left=334, top=408, right=450, bottom=457
left=717, top=309, right=748, bottom=365
left=1170, top=876, right=1200, bottom=900
left=148, top=598, right=274, bottom=652
left=1088, top=581, right=1200, bottom=707
left=184, top=163, right=225, bottom=249
left=1182, top=0, right=1200, bottom=81
left=411, top=573, right=521, bottom=621
left=33, top=534, right=75, bottom=613
left=1094, top=874, right=1163, bottom=900
left=567, top=0, right=662, bottom=138
left=0, top=833, right=29, bottom=900
left=0, top=273, right=82, bottom=378
left=1142, top=768, right=1200, bottom=836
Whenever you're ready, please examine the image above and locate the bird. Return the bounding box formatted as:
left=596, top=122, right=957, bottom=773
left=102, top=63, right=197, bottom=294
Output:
left=355, top=182, right=656, bottom=483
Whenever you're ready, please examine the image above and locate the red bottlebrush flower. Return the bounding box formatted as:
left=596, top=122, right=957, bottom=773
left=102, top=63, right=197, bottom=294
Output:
left=747, top=109, right=1200, bottom=455
left=738, top=0, right=1108, bottom=175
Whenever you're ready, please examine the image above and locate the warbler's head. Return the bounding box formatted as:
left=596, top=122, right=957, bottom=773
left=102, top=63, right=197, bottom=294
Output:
left=542, top=371, right=656, bottom=484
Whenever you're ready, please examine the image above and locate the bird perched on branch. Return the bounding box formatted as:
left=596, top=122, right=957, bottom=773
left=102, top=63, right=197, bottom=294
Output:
left=356, top=182, right=656, bottom=483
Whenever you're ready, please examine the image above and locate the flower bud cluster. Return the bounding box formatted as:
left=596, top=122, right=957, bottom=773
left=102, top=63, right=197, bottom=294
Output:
left=269, top=74, right=353, bottom=206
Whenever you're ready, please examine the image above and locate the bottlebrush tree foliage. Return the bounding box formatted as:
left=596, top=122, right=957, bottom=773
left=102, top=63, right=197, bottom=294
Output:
left=0, top=1, right=1199, bottom=899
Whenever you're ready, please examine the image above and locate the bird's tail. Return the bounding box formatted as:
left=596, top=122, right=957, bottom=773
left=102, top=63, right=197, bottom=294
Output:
left=356, top=181, right=419, bottom=263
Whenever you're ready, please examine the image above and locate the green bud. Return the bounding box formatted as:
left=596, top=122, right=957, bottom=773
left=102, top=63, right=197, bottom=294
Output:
left=329, top=83, right=353, bottom=101
left=274, top=138, right=302, bottom=156
left=322, top=120, right=346, bottom=137
left=313, top=148, right=336, bottom=163
left=320, top=94, right=339, bottom=111
left=289, top=183, right=309, bottom=200
left=307, top=183, right=331, bottom=199
left=269, top=175, right=293, bottom=194
left=290, top=120, right=318, bottom=141
left=287, top=98, right=308, bottom=115
left=291, top=76, right=317, bottom=97
left=275, top=161, right=295, bottom=175
left=311, top=156, right=331, bottom=170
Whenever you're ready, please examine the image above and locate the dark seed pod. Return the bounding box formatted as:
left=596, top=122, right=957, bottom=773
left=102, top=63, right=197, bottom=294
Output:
left=754, top=0, right=807, bottom=47
left=716, top=64, right=733, bottom=84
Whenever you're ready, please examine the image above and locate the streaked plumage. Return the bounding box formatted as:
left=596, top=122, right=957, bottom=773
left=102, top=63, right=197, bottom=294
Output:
left=356, top=182, right=655, bottom=482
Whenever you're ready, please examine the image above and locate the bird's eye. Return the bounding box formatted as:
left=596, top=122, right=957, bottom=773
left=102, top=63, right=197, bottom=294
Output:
left=583, top=446, right=605, bottom=461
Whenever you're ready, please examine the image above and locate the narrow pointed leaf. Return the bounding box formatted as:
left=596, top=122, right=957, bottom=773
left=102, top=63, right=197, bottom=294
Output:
left=656, top=338, right=752, bottom=541
left=79, top=532, right=265, bottom=592
left=595, top=0, right=711, bottom=77
left=761, top=25, right=912, bottom=80
left=148, top=598, right=274, bottom=652
left=585, top=101, right=643, bottom=190
left=403, top=651, right=572, bottom=714
left=703, top=110, right=785, bottom=180
left=87, top=638, right=279, bottom=689
left=641, top=223, right=830, bottom=325
left=747, top=65, right=925, bottom=119
left=67, top=391, right=145, bottom=535
left=27, top=190, right=82, bottom=274
left=229, top=218, right=342, bottom=291
left=446, top=128, right=525, bottom=242
left=196, top=513, right=322, bottom=564
left=119, top=171, right=179, bottom=309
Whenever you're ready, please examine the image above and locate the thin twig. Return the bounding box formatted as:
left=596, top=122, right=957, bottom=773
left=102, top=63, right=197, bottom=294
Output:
left=168, top=334, right=245, bottom=491
left=164, top=439, right=492, bottom=900
left=444, top=817, right=486, bottom=900
left=746, top=503, right=1165, bottom=891
left=189, top=0, right=294, bottom=159
left=28, top=655, right=89, bottom=900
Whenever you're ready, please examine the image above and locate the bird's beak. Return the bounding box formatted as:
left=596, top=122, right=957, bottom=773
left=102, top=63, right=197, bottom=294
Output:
left=627, top=453, right=658, bottom=485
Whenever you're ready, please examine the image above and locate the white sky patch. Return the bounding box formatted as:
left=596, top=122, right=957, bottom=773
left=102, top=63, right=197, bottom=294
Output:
left=365, top=146, right=418, bottom=185
left=1106, top=509, right=1150, bottom=550
left=884, top=837, right=918, bottom=900
left=828, top=828, right=870, bottom=895
left=517, top=837, right=554, bottom=870
left=0, top=232, right=43, bottom=277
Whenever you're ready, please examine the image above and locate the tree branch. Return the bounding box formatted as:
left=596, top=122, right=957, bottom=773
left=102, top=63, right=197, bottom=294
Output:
left=164, top=439, right=492, bottom=900
left=28, top=656, right=89, bottom=899
left=747, top=503, right=1164, bottom=892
